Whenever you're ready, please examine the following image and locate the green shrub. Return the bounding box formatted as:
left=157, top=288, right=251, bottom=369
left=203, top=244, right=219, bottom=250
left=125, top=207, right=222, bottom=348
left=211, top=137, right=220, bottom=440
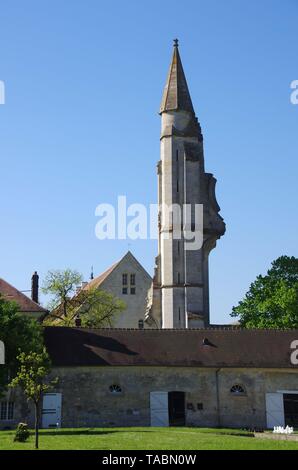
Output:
left=14, top=423, right=30, bottom=442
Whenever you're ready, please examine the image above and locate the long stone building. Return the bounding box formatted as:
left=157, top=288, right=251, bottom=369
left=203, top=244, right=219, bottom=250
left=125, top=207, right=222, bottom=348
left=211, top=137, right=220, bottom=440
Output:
left=3, top=327, right=298, bottom=429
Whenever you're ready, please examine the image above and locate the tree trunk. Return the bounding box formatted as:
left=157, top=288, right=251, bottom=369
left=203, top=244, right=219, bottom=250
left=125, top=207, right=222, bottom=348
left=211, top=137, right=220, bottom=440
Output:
left=34, top=401, right=40, bottom=449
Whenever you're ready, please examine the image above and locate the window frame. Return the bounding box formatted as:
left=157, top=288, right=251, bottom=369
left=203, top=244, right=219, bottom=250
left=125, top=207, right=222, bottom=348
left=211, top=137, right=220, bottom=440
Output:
left=130, top=274, right=136, bottom=286
left=109, top=384, right=122, bottom=395
left=230, top=384, right=246, bottom=396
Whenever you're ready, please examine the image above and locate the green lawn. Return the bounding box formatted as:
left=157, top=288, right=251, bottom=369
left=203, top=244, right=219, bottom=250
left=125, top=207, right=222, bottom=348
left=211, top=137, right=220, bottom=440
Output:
left=0, top=427, right=298, bottom=450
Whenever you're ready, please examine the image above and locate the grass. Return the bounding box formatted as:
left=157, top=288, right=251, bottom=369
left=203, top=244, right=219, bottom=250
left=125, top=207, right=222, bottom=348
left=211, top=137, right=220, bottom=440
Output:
left=0, top=427, right=298, bottom=450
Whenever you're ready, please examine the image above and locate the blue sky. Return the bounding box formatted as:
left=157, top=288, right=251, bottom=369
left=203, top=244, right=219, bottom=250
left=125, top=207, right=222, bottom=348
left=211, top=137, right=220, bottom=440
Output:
left=0, top=0, right=297, bottom=323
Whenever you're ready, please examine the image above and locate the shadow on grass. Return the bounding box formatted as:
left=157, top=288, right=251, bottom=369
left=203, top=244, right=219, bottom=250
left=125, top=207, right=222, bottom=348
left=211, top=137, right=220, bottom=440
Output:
left=38, top=429, right=157, bottom=437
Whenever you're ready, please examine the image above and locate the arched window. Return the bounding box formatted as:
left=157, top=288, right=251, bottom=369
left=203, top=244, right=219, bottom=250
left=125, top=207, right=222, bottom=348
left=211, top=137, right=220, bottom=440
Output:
left=109, top=384, right=122, bottom=394
left=230, top=384, right=246, bottom=395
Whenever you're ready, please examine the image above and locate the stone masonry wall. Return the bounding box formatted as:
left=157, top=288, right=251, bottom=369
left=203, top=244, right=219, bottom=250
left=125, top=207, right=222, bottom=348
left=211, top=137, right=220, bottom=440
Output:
left=2, top=366, right=297, bottom=429
left=2, top=366, right=298, bottom=427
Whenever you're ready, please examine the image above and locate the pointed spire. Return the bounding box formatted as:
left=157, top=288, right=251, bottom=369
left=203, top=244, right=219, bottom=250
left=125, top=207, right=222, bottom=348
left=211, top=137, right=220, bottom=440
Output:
left=160, top=39, right=195, bottom=114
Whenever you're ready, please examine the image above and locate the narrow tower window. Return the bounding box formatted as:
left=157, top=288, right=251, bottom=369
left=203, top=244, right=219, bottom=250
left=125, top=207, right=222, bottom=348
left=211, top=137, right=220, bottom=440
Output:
left=122, top=273, right=128, bottom=294
left=130, top=274, right=136, bottom=294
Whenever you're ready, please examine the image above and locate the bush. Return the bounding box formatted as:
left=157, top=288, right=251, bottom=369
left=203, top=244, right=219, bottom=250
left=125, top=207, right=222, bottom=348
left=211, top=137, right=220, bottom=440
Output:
left=14, top=423, right=30, bottom=442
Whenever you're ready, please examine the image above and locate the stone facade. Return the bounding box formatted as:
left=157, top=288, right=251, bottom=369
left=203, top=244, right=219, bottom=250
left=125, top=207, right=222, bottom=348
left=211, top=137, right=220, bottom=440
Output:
left=83, top=251, right=152, bottom=329
left=2, top=328, right=298, bottom=430
left=4, top=366, right=298, bottom=429
left=146, top=41, right=225, bottom=329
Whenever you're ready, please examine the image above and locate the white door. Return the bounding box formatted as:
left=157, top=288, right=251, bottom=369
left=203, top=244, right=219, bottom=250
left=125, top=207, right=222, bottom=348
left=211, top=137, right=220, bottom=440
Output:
left=42, top=393, right=62, bottom=428
left=150, top=391, right=169, bottom=427
left=265, top=393, right=285, bottom=428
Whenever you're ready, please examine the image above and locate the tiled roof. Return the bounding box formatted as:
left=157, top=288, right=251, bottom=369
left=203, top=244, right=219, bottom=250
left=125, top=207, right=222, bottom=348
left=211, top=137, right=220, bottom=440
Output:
left=82, top=251, right=152, bottom=292
left=0, top=278, right=47, bottom=313
left=82, top=261, right=120, bottom=291
left=44, top=327, right=298, bottom=369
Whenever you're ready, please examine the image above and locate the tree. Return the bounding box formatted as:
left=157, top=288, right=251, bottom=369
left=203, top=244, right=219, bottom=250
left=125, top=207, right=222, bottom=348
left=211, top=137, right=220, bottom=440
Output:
left=231, top=256, right=298, bottom=328
left=78, top=288, right=126, bottom=328
left=0, top=296, right=44, bottom=395
left=9, top=349, right=57, bottom=449
left=42, top=269, right=125, bottom=327
left=44, top=286, right=125, bottom=327
left=42, top=269, right=82, bottom=318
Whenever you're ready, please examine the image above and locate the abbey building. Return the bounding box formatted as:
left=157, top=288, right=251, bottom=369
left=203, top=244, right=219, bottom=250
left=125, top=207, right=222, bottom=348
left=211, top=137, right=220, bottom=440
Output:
left=1, top=42, right=297, bottom=432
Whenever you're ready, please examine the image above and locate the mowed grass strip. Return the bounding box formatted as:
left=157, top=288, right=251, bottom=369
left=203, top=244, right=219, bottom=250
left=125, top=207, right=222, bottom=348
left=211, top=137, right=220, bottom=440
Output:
left=0, top=427, right=298, bottom=450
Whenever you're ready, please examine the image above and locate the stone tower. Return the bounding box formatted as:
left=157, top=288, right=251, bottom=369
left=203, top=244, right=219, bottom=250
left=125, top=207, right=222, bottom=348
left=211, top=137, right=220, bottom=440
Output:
left=146, top=40, right=225, bottom=329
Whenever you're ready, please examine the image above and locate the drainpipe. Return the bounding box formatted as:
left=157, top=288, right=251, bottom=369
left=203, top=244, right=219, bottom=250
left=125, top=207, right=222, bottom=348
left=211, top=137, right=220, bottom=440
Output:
left=215, top=368, right=221, bottom=428
left=183, top=148, right=188, bottom=329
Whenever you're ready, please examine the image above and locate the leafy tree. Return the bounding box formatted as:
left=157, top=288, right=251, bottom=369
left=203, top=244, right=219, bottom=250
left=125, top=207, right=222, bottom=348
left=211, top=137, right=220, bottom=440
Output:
left=231, top=256, right=298, bottom=328
left=42, top=269, right=82, bottom=318
left=44, top=285, right=125, bottom=327
left=9, top=349, right=57, bottom=449
left=0, top=296, right=44, bottom=395
left=78, top=288, right=126, bottom=328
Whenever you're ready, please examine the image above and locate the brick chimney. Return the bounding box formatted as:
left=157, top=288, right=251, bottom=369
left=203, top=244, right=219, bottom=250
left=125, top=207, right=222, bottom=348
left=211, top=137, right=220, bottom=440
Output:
left=31, top=271, right=39, bottom=304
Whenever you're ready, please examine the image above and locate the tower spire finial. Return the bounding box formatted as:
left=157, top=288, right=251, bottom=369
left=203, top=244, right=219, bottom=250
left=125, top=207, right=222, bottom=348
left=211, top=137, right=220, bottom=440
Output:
left=160, top=40, right=194, bottom=114
left=173, top=38, right=179, bottom=48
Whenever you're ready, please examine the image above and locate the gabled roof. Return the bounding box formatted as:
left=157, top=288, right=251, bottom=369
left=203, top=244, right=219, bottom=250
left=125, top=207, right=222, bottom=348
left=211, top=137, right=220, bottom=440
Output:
left=83, top=251, right=152, bottom=291
left=44, top=327, right=298, bottom=369
left=0, top=278, right=47, bottom=313
left=160, top=41, right=195, bottom=114
left=84, top=261, right=120, bottom=290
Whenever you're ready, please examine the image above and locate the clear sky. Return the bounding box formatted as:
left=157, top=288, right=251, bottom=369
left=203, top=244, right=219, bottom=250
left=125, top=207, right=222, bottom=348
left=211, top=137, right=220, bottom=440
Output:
left=0, top=0, right=297, bottom=324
